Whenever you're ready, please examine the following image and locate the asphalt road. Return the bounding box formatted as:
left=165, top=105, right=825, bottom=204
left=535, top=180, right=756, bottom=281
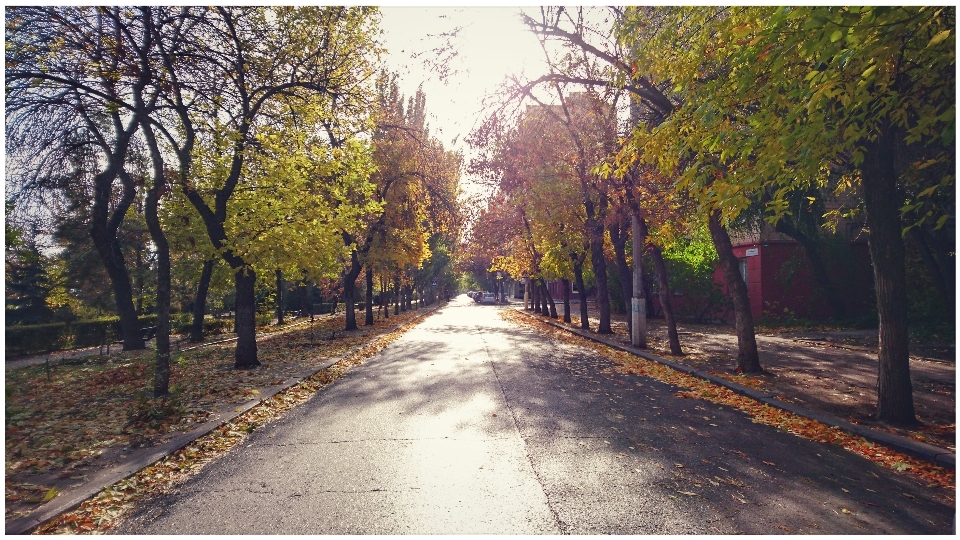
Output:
left=115, top=295, right=954, bottom=534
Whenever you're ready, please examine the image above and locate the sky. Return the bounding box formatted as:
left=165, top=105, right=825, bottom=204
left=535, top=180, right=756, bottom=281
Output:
left=377, top=7, right=550, bottom=195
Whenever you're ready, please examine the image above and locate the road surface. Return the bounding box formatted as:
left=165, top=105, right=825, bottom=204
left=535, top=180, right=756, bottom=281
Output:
left=115, top=295, right=953, bottom=534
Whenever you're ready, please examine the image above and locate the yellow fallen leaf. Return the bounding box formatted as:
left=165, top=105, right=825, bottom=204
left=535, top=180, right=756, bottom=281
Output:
left=841, top=508, right=851, bottom=514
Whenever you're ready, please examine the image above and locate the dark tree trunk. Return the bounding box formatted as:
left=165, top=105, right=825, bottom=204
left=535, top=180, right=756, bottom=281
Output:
left=90, top=171, right=144, bottom=351
left=394, top=275, right=401, bottom=315
left=190, top=259, right=215, bottom=343
left=140, top=129, right=171, bottom=397
left=541, top=279, right=558, bottom=318
left=299, top=280, right=309, bottom=320
left=233, top=267, right=259, bottom=369
left=343, top=252, right=362, bottom=331
left=532, top=278, right=541, bottom=314
left=365, top=266, right=374, bottom=326
left=381, top=277, right=389, bottom=320
left=588, top=219, right=612, bottom=334
left=651, top=245, right=683, bottom=356
left=404, top=285, right=412, bottom=311
left=573, top=255, right=589, bottom=330
left=634, top=216, right=682, bottom=355
left=275, top=269, right=284, bottom=326
left=561, top=277, right=572, bottom=323
left=861, top=126, right=915, bottom=425
left=708, top=210, right=761, bottom=373
left=775, top=217, right=848, bottom=320
left=609, top=216, right=633, bottom=331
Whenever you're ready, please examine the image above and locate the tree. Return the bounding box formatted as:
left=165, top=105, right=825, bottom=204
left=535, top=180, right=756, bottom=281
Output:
left=160, top=7, right=382, bottom=367
left=616, top=6, right=955, bottom=422
left=6, top=6, right=163, bottom=350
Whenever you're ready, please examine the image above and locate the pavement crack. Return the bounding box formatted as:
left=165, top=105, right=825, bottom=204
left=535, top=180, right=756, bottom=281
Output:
left=484, top=338, right=568, bottom=534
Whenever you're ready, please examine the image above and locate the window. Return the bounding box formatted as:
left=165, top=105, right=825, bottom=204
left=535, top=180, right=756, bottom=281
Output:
left=739, top=258, right=748, bottom=284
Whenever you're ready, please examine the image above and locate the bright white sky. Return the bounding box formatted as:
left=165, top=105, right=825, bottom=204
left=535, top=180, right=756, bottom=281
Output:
left=378, top=6, right=550, bottom=196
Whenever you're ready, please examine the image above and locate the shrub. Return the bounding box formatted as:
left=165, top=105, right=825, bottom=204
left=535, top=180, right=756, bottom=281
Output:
left=6, top=314, right=164, bottom=356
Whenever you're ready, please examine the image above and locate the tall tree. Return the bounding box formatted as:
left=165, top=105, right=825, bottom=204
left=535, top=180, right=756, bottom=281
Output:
left=163, top=7, right=382, bottom=367
left=616, top=6, right=955, bottom=421
left=6, top=6, right=162, bottom=350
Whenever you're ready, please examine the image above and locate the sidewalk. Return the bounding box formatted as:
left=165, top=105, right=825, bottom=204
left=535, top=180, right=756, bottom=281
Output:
left=517, top=306, right=955, bottom=458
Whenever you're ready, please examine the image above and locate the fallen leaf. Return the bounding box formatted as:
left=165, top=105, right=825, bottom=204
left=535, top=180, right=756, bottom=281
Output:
left=678, top=490, right=698, bottom=496
left=762, top=461, right=775, bottom=466
left=841, top=508, right=851, bottom=514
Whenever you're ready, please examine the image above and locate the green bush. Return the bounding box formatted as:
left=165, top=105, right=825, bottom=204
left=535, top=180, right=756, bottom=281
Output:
left=255, top=312, right=273, bottom=327
left=172, top=316, right=234, bottom=336
left=5, top=323, right=69, bottom=356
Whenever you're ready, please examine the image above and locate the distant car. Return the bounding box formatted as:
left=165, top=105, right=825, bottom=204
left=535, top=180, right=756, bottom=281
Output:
left=480, top=292, right=496, bottom=304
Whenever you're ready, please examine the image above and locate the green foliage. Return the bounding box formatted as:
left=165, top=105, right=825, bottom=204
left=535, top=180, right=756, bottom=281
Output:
left=6, top=314, right=159, bottom=356
left=661, top=232, right=731, bottom=323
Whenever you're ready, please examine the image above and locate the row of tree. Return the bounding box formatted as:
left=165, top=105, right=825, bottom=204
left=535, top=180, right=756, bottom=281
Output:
left=465, top=6, right=954, bottom=425
left=6, top=7, right=462, bottom=396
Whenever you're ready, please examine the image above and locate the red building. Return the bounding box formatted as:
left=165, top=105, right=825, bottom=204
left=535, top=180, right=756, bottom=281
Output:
left=710, top=217, right=875, bottom=322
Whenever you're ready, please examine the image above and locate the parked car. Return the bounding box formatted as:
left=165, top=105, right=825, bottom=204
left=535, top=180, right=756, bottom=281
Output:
left=480, top=292, right=496, bottom=305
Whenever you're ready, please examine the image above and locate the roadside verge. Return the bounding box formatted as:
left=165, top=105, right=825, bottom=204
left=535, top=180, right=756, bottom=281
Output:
left=6, top=304, right=444, bottom=535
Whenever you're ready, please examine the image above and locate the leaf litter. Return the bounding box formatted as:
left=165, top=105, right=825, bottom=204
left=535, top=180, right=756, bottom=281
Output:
left=8, top=309, right=431, bottom=534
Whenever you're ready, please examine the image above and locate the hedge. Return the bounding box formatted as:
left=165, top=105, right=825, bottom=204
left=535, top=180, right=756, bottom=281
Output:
left=10, top=314, right=167, bottom=357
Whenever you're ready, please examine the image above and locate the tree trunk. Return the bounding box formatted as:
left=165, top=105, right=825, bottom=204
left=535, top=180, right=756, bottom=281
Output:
left=140, top=130, right=171, bottom=397
left=342, top=250, right=363, bottom=331
left=775, top=217, right=847, bottom=320
left=90, top=173, right=144, bottom=351
left=651, top=245, right=683, bottom=355
left=708, top=210, right=761, bottom=373
left=365, top=266, right=374, bottom=326
left=609, top=216, right=633, bottom=331
left=190, top=259, right=214, bottom=343
left=861, top=126, right=915, bottom=425
left=394, top=275, right=401, bottom=315
left=588, top=219, right=612, bottom=334
left=540, top=278, right=558, bottom=318
left=381, top=277, right=389, bottom=320
left=275, top=269, right=284, bottom=326
left=233, top=267, right=260, bottom=369
left=532, top=278, right=541, bottom=314
left=561, top=278, right=571, bottom=323
left=573, top=255, right=589, bottom=330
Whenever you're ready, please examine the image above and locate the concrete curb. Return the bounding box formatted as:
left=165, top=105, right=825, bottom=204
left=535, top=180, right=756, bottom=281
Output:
left=517, top=310, right=955, bottom=471
left=5, top=304, right=444, bottom=535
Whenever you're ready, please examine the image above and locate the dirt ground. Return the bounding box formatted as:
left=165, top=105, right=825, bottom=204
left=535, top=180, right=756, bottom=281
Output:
left=535, top=305, right=955, bottom=452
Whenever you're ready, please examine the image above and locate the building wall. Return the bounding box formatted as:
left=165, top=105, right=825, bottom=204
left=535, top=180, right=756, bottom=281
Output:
left=710, top=241, right=874, bottom=322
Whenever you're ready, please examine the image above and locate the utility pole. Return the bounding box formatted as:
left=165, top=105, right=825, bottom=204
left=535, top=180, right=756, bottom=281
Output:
left=631, top=213, right=647, bottom=348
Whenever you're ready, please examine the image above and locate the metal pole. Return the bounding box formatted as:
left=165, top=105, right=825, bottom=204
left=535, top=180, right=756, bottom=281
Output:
left=631, top=214, right=647, bottom=348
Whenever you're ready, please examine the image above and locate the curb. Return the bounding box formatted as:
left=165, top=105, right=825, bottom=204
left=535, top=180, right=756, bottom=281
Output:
left=517, top=310, right=955, bottom=471
left=5, top=304, right=444, bottom=535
